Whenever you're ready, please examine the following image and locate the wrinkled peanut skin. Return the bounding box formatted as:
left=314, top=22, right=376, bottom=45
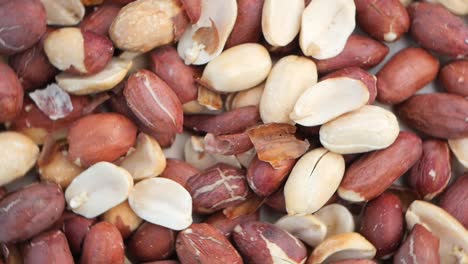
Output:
left=23, top=230, right=74, bottom=264
left=360, top=193, right=404, bottom=257
left=355, top=0, right=410, bottom=42
left=377, top=47, right=439, bottom=105
left=0, top=0, right=47, bottom=55
left=81, top=222, right=125, bottom=264
left=440, top=60, right=468, bottom=97
left=408, top=2, right=468, bottom=58
left=128, top=223, right=176, bottom=262
left=439, top=174, right=468, bottom=229
left=176, top=223, right=243, bottom=264
left=0, top=63, right=23, bottom=122
left=0, top=183, right=65, bottom=243
left=393, top=224, right=440, bottom=264
left=397, top=93, right=468, bottom=139
left=315, top=34, right=389, bottom=74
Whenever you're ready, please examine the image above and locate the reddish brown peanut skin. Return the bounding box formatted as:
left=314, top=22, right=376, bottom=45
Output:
left=387, top=186, right=420, bottom=213
left=23, top=230, right=74, bottom=264
left=265, top=185, right=286, bottom=213
left=62, top=214, right=96, bottom=255
left=180, top=0, right=201, bottom=23
left=408, top=2, right=468, bottom=58
left=128, top=223, right=176, bottom=262
left=110, top=88, right=176, bottom=147
left=339, top=132, right=422, bottom=202
left=0, top=0, right=47, bottom=55
left=393, top=224, right=440, bottom=264
left=232, top=221, right=307, bottom=264
left=409, top=140, right=451, bottom=200
left=439, top=174, right=468, bottom=229
left=125, top=69, right=184, bottom=136
left=160, top=159, right=200, bottom=189
left=331, top=260, right=378, bottom=264
left=247, top=156, right=295, bottom=197
left=377, top=47, right=439, bottom=104
left=0, top=187, right=6, bottom=200
left=176, top=223, right=243, bottom=264
left=360, top=193, right=404, bottom=258
left=0, top=183, right=65, bottom=243
left=205, top=211, right=260, bottom=237
left=80, top=30, right=114, bottom=75
left=315, top=35, right=389, bottom=74
left=9, top=29, right=58, bottom=91
left=143, top=261, right=180, bottom=264
left=187, top=163, right=250, bottom=214
left=67, top=113, right=137, bottom=167
left=150, top=46, right=198, bottom=104
left=80, top=4, right=122, bottom=36
left=440, top=60, right=468, bottom=97
left=226, top=0, right=264, bottom=48
left=396, top=93, right=468, bottom=139
left=321, top=67, right=377, bottom=104
left=204, top=132, right=253, bottom=155
left=355, top=0, right=409, bottom=42
left=0, top=63, right=23, bottom=122
left=81, top=222, right=125, bottom=264
left=184, top=106, right=261, bottom=135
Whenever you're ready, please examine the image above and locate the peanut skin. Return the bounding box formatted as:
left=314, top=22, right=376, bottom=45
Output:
left=81, top=222, right=125, bottom=264
left=80, top=4, right=121, bottom=36
left=315, top=34, right=389, bottom=74
left=226, top=0, right=265, bottom=48
left=440, top=60, right=468, bottom=97
left=23, top=230, right=74, bottom=264
left=377, top=47, right=439, bottom=105
left=0, top=62, right=23, bottom=122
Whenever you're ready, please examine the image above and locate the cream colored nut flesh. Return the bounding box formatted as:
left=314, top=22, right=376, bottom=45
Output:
left=119, top=51, right=150, bottom=76
left=56, top=58, right=132, bottom=95
left=314, top=204, right=355, bottom=239
left=406, top=200, right=468, bottom=264
left=44, top=27, right=86, bottom=73
left=307, top=232, right=376, bottom=264
left=260, top=55, right=318, bottom=124
left=200, top=43, right=272, bottom=93
left=275, top=214, right=327, bottom=247
left=128, top=177, right=193, bottom=231
left=448, top=137, right=468, bottom=169
left=228, top=84, right=264, bottom=110
left=300, top=0, right=356, bottom=59
left=110, top=0, right=185, bottom=52
left=291, top=77, right=369, bottom=126
left=197, top=86, right=223, bottom=111
left=426, top=0, right=468, bottom=15
left=40, top=0, right=85, bottom=26
left=319, top=105, right=399, bottom=154
left=0, top=132, right=39, bottom=186
left=284, top=148, right=345, bottom=215
left=101, top=201, right=143, bottom=235
left=177, top=0, right=237, bottom=65
left=182, top=100, right=216, bottom=114
left=262, top=0, right=304, bottom=47
left=65, top=162, right=134, bottom=218
left=120, top=133, right=167, bottom=180
left=184, top=136, right=241, bottom=170
left=38, top=149, right=83, bottom=189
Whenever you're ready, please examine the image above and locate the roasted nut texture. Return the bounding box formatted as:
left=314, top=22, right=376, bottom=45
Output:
left=176, top=223, right=243, bottom=264
left=440, top=60, right=468, bottom=97
left=0, top=0, right=47, bottom=55
left=67, top=113, right=137, bottom=167
left=439, top=174, right=468, bottom=229
left=396, top=93, right=468, bottom=139
left=393, top=224, right=440, bottom=264
left=355, top=0, right=409, bottom=42
left=360, top=193, right=404, bottom=258
left=81, top=222, right=125, bottom=264
left=128, top=223, right=176, bottom=262
left=377, top=47, right=439, bottom=104
left=338, top=131, right=422, bottom=202
left=62, top=214, right=96, bottom=255
left=0, top=63, right=23, bottom=122
left=409, top=139, right=451, bottom=200
left=187, top=163, right=250, bottom=214
left=23, top=230, right=74, bottom=264
left=233, top=221, right=307, bottom=264
left=0, top=183, right=65, bottom=243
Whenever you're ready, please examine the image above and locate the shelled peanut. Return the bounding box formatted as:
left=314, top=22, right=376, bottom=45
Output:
left=0, top=0, right=467, bottom=264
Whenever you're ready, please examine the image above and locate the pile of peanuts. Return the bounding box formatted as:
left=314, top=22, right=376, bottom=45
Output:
left=0, top=0, right=467, bottom=263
